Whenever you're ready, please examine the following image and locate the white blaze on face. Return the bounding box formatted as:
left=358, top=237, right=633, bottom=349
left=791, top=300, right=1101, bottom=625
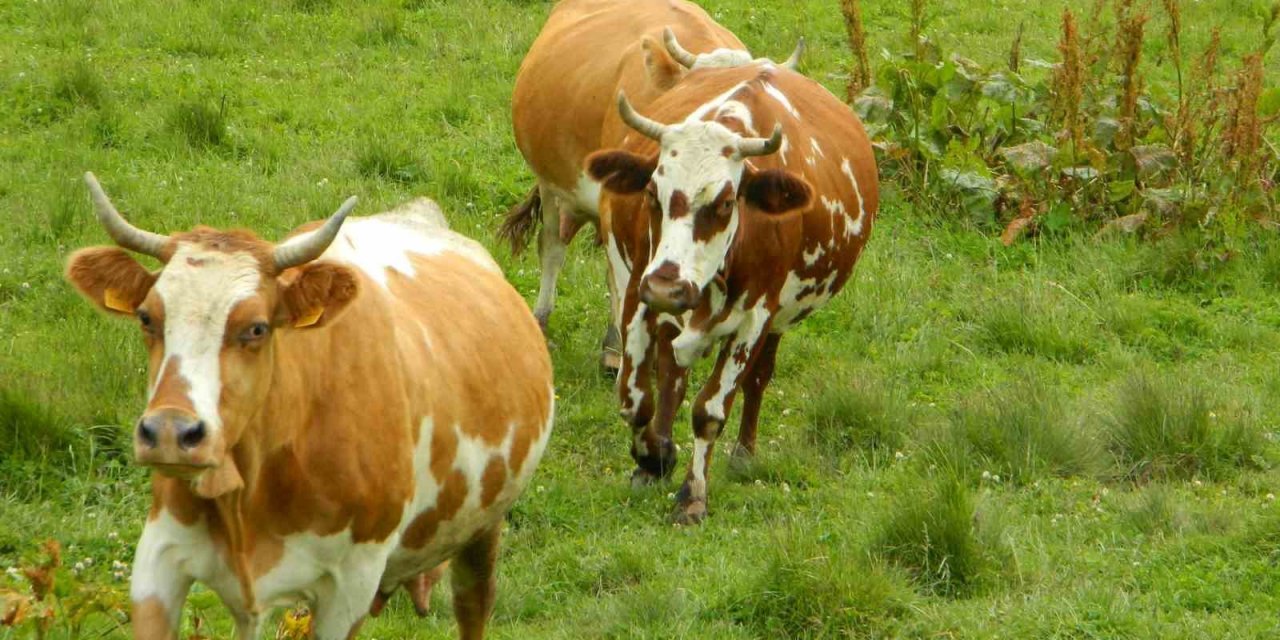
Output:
left=151, top=243, right=263, bottom=436
left=642, top=119, right=746, bottom=293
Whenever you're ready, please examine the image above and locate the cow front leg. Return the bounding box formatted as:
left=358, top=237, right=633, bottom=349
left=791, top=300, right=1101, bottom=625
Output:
left=130, top=518, right=196, bottom=640
left=733, top=332, right=782, bottom=463
left=452, top=526, right=502, bottom=640
left=675, top=314, right=772, bottom=525
left=617, top=293, right=674, bottom=485
left=650, top=321, right=690, bottom=477
left=311, top=547, right=391, bottom=640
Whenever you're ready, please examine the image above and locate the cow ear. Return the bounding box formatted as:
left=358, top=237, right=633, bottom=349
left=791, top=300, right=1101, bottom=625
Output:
left=642, top=35, right=685, bottom=91
left=277, top=261, right=360, bottom=330
left=586, top=150, right=657, bottom=194
left=740, top=167, right=814, bottom=215
left=65, top=247, right=158, bottom=316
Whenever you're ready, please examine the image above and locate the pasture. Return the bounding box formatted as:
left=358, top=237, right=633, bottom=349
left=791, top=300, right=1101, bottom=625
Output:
left=2, top=0, right=1280, bottom=637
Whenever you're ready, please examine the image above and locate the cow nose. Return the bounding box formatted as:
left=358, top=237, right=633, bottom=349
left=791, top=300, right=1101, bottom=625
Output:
left=136, top=409, right=206, bottom=450
left=640, top=273, right=700, bottom=313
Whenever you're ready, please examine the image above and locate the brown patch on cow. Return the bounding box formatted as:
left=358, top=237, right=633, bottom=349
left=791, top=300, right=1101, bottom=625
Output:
left=480, top=457, right=507, bottom=508
left=586, top=150, right=657, bottom=195
left=65, top=247, right=158, bottom=316
left=692, top=183, right=735, bottom=242
left=740, top=167, right=814, bottom=215
left=132, top=596, right=175, bottom=639
left=430, top=422, right=459, bottom=482
left=171, top=228, right=274, bottom=270
left=668, top=190, right=690, bottom=219
left=507, top=426, right=533, bottom=476
left=722, top=146, right=734, bottom=158
left=402, top=469, right=468, bottom=549
left=147, top=356, right=191, bottom=413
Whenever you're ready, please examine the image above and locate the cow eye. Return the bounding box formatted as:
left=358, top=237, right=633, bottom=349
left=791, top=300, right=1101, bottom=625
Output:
left=241, top=322, right=270, bottom=343
left=136, top=310, right=152, bottom=330
left=719, top=198, right=735, bottom=216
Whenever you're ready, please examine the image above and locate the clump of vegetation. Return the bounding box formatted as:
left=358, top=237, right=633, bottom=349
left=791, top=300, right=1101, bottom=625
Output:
left=805, top=374, right=911, bottom=461
left=356, top=138, right=426, bottom=184
left=1122, top=485, right=1196, bottom=537
left=1108, top=373, right=1267, bottom=482
left=51, top=60, right=107, bottom=112
left=872, top=479, right=1008, bottom=596
left=168, top=97, right=228, bottom=149
left=975, top=288, right=1098, bottom=363
left=357, top=8, right=410, bottom=46
left=841, top=0, right=1279, bottom=242
left=721, top=532, right=913, bottom=637
left=926, top=381, right=1102, bottom=485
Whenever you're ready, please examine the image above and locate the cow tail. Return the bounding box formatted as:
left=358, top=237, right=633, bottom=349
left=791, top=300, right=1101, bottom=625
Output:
left=498, top=185, right=541, bottom=256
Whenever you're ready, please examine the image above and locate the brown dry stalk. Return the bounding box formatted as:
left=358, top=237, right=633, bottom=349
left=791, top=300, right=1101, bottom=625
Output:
left=1115, top=8, right=1149, bottom=151
left=1162, top=0, right=1191, bottom=167
left=1225, top=54, right=1265, bottom=185
left=839, top=0, right=872, bottom=101
left=1009, top=22, right=1025, bottom=73
left=909, top=0, right=927, bottom=60
left=1053, top=10, right=1086, bottom=154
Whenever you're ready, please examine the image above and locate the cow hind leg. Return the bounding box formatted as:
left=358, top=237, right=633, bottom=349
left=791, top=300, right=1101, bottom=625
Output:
left=532, top=185, right=574, bottom=333
left=452, top=526, right=502, bottom=640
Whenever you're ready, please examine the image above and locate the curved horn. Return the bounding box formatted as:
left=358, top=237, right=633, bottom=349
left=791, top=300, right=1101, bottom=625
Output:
left=781, top=36, right=806, bottom=71
left=662, top=27, right=698, bottom=69
left=736, top=124, right=785, bottom=158
left=272, top=196, right=358, bottom=271
left=617, top=91, right=669, bottom=142
left=84, top=172, right=169, bottom=259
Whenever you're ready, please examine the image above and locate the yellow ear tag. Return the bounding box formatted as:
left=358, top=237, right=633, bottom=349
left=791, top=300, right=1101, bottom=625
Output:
left=294, top=307, right=324, bottom=328
left=104, top=288, right=134, bottom=313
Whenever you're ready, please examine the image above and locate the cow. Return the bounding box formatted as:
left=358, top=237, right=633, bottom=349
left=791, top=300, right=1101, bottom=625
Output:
left=504, top=0, right=801, bottom=371
left=64, top=174, right=554, bottom=639
left=585, top=61, right=879, bottom=524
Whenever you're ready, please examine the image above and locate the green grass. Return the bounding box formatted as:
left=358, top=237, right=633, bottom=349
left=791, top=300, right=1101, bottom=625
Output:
left=1, top=0, right=1279, bottom=638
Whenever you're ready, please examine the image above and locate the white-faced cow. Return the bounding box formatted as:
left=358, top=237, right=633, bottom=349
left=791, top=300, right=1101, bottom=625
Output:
left=64, top=174, right=554, bottom=639
left=586, top=62, right=879, bottom=524
left=505, top=0, right=801, bottom=370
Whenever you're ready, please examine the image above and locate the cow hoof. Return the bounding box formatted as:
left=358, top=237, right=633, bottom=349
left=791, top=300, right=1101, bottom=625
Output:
left=631, top=468, right=661, bottom=488
left=599, top=350, right=621, bottom=377
left=672, top=499, right=707, bottom=525
left=727, top=445, right=757, bottom=477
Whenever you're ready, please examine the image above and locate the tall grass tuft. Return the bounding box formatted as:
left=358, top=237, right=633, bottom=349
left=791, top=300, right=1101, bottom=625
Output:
left=169, top=97, right=227, bottom=149
left=51, top=59, right=106, bottom=111
left=838, top=0, right=872, bottom=101
left=356, top=138, right=426, bottom=184
left=805, top=375, right=911, bottom=462
left=1108, top=373, right=1267, bottom=482
left=873, top=479, right=1007, bottom=596
left=926, top=382, right=1102, bottom=485
left=722, top=531, right=913, bottom=637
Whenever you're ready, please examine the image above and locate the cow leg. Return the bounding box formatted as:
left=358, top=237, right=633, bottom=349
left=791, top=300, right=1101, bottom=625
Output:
left=642, top=321, right=689, bottom=483
left=231, top=612, right=263, bottom=640
left=600, top=218, right=630, bottom=376
left=311, top=548, right=390, bottom=640
left=452, top=526, right=502, bottom=640
left=130, top=520, right=196, bottom=640
left=675, top=314, right=772, bottom=525
left=733, top=332, right=782, bottom=462
left=532, top=184, right=575, bottom=333
left=617, top=288, right=675, bottom=485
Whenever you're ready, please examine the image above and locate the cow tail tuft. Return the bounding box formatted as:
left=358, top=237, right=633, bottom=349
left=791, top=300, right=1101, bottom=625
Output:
left=498, top=186, right=542, bottom=256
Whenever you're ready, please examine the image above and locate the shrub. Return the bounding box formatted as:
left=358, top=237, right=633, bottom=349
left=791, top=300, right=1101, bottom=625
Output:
left=1108, top=373, right=1268, bottom=481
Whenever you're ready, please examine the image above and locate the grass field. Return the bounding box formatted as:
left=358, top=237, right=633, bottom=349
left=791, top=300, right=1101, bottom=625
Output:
left=2, top=0, right=1280, bottom=637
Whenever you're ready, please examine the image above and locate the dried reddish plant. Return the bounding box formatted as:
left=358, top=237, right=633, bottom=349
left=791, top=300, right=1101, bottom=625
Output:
left=1053, top=10, right=1086, bottom=155
left=840, top=0, right=872, bottom=101
left=1009, top=22, right=1025, bottom=73
left=1224, top=54, right=1265, bottom=187
left=1114, top=8, right=1149, bottom=151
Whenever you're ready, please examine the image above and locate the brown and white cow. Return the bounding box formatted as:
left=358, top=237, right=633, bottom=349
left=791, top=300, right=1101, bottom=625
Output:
left=504, top=0, right=801, bottom=368
left=64, top=175, right=554, bottom=639
left=586, top=62, right=879, bottom=524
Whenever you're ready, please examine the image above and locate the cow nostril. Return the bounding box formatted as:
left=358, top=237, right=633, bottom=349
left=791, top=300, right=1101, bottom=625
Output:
left=136, top=419, right=158, bottom=448
left=179, top=421, right=207, bottom=450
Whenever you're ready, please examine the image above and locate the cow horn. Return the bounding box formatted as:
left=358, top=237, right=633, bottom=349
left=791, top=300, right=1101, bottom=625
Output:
left=272, top=196, right=358, bottom=271
left=617, top=91, right=669, bottom=142
left=662, top=27, right=698, bottom=69
left=84, top=172, right=170, bottom=259
left=781, top=36, right=805, bottom=71
left=737, top=124, right=784, bottom=158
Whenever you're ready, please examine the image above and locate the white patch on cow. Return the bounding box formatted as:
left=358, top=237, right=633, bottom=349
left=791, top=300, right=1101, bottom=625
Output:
left=803, top=244, right=824, bottom=267
left=642, top=119, right=746, bottom=293
left=622, top=304, right=653, bottom=420
left=713, top=100, right=757, bottom=135
left=689, top=437, right=711, bottom=499
left=778, top=134, right=791, bottom=166
left=687, top=82, right=749, bottom=121
left=604, top=238, right=631, bottom=326
left=810, top=138, right=825, bottom=159
left=573, top=170, right=604, bottom=217
left=701, top=300, right=769, bottom=422
left=691, top=48, right=754, bottom=69
left=254, top=531, right=391, bottom=621
left=762, top=82, right=800, bottom=119
left=773, top=269, right=840, bottom=328
left=842, top=158, right=868, bottom=237
left=321, top=214, right=499, bottom=289
left=131, top=510, right=220, bottom=616
left=152, top=244, right=261, bottom=435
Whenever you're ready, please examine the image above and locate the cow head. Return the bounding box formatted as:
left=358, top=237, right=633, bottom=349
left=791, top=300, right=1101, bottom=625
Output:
left=587, top=93, right=812, bottom=314
left=65, top=173, right=360, bottom=498
left=662, top=28, right=805, bottom=72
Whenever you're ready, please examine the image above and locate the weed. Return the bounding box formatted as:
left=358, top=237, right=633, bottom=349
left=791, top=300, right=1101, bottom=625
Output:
left=51, top=60, right=106, bottom=112
left=168, top=98, right=228, bottom=149
left=838, top=0, right=872, bottom=101
left=356, top=139, right=426, bottom=184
